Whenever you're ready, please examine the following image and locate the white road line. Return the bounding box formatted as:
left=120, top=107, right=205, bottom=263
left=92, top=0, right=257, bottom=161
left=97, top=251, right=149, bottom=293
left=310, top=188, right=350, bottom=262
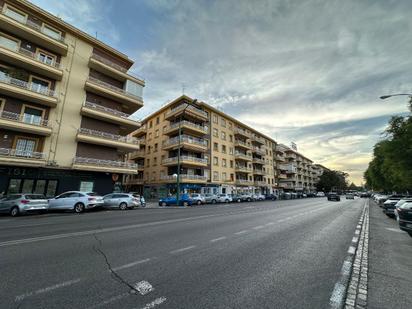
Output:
left=170, top=245, right=196, bottom=254
left=210, top=236, right=227, bottom=242
left=112, top=258, right=151, bottom=271
left=354, top=230, right=360, bottom=235
left=140, top=297, right=167, bottom=309
left=347, top=246, right=356, bottom=255
left=134, top=280, right=154, bottom=295
left=352, top=237, right=359, bottom=243
left=15, top=278, right=81, bottom=302
left=253, top=225, right=265, bottom=230
left=234, top=230, right=249, bottom=235
left=330, top=282, right=346, bottom=309
left=85, top=293, right=129, bottom=309
left=385, top=227, right=404, bottom=233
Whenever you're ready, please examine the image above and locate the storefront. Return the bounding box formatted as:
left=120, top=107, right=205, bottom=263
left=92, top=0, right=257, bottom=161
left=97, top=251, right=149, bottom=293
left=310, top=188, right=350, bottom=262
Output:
left=0, top=166, right=121, bottom=197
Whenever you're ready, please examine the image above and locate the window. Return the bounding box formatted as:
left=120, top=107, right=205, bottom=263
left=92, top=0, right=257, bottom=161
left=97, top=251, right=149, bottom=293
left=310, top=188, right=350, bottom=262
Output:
left=155, top=130, right=159, bottom=138
left=154, top=143, right=158, bottom=152
left=0, top=33, right=19, bottom=51
left=229, top=135, right=233, bottom=142
left=156, top=117, right=160, bottom=125
left=30, top=76, right=51, bottom=94
left=222, top=159, right=227, bottom=167
left=37, top=49, right=56, bottom=66
left=163, top=125, right=167, bottom=132
left=213, top=157, right=218, bottom=166
left=42, top=24, right=62, bottom=40
left=213, top=171, right=219, bottom=181
left=153, top=157, right=157, bottom=166
left=213, top=128, right=218, bottom=137
left=14, top=137, right=36, bottom=157
left=221, top=131, right=226, bottom=140
left=146, top=158, right=150, bottom=166
left=148, top=132, right=152, bottom=140
left=79, top=181, right=94, bottom=192
left=222, top=145, right=227, bottom=154
left=213, top=142, right=218, bottom=151
left=147, top=146, right=151, bottom=154
left=221, top=118, right=226, bottom=127
left=4, top=5, right=27, bottom=23
left=230, top=160, right=233, bottom=168
left=229, top=122, right=232, bottom=129
left=213, top=114, right=218, bottom=123
left=22, top=105, right=44, bottom=125
left=222, top=172, right=227, bottom=181
left=124, top=79, right=143, bottom=97
left=229, top=147, right=234, bottom=155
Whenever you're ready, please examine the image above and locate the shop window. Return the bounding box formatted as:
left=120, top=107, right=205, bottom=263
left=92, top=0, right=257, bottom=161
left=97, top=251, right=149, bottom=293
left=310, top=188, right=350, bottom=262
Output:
left=22, top=179, right=34, bottom=193
left=79, top=181, right=94, bottom=192
left=7, top=179, right=21, bottom=194
left=34, top=180, right=46, bottom=194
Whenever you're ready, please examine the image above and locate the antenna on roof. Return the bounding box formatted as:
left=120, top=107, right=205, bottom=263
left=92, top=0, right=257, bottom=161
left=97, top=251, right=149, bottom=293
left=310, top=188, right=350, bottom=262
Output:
left=95, top=31, right=98, bottom=39
left=182, top=83, right=186, bottom=94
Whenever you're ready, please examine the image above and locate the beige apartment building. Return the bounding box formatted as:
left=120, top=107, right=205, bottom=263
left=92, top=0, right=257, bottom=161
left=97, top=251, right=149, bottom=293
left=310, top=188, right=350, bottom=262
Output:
left=0, top=0, right=144, bottom=196
left=126, top=95, right=278, bottom=198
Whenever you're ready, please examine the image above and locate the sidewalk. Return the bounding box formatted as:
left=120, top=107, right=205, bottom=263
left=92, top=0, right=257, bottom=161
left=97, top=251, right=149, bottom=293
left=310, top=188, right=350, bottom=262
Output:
left=368, top=200, right=412, bottom=309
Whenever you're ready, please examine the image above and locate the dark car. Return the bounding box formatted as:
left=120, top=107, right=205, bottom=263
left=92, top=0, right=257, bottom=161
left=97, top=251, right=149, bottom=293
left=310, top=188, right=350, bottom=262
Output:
left=327, top=193, right=341, bottom=201
left=159, top=194, right=192, bottom=206
left=397, top=201, right=412, bottom=237
left=265, top=194, right=278, bottom=200
left=382, top=197, right=403, bottom=217
left=231, top=194, right=246, bottom=203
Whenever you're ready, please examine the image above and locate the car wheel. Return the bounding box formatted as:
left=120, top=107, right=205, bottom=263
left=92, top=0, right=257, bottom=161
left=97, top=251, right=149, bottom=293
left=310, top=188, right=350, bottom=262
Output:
left=225, top=199, right=229, bottom=203
left=119, top=202, right=128, bottom=210
left=183, top=201, right=189, bottom=206
left=247, top=198, right=251, bottom=202
left=197, top=200, right=202, bottom=205
left=237, top=198, right=241, bottom=203
left=161, top=202, right=167, bottom=207
left=74, top=203, right=85, bottom=213
left=10, top=207, right=19, bottom=217
left=212, top=199, right=216, bottom=204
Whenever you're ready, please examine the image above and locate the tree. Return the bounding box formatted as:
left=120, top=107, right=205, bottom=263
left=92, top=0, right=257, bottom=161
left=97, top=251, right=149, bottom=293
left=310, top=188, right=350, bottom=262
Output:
left=316, top=170, right=348, bottom=192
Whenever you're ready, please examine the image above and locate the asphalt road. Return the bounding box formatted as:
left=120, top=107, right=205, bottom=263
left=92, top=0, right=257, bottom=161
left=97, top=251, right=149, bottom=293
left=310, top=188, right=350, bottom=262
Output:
left=0, top=197, right=365, bottom=309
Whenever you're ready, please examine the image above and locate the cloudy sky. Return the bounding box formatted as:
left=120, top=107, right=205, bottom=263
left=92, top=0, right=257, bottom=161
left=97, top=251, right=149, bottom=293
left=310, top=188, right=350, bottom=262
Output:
left=34, top=0, right=412, bottom=184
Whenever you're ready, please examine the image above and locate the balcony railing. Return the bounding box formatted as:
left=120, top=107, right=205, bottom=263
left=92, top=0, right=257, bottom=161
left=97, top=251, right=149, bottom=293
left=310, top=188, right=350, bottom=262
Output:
left=0, top=73, right=57, bottom=97
left=0, top=7, right=66, bottom=43
left=87, top=76, right=143, bottom=101
left=234, top=140, right=251, bottom=148
left=252, top=147, right=265, bottom=154
left=83, top=101, right=134, bottom=120
left=253, top=168, right=267, bottom=174
left=0, top=147, right=45, bottom=159
left=0, top=42, right=62, bottom=69
left=252, top=135, right=265, bottom=143
left=90, top=54, right=144, bottom=81
left=235, top=179, right=253, bottom=184
left=234, top=152, right=252, bottom=160
left=161, top=174, right=207, bottom=181
left=254, top=181, right=267, bottom=186
left=73, top=157, right=138, bottom=169
left=130, top=149, right=145, bottom=158
left=252, top=157, right=265, bottom=164
left=163, top=135, right=207, bottom=148
left=162, top=156, right=208, bottom=165
left=0, top=110, right=50, bottom=127
left=78, top=128, right=139, bottom=144
left=166, top=104, right=208, bottom=118
left=234, top=127, right=250, bottom=137
left=167, top=120, right=207, bottom=133
left=235, top=166, right=252, bottom=172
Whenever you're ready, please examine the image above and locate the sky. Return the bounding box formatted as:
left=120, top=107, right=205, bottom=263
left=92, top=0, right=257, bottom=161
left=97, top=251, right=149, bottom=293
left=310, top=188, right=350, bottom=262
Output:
left=33, top=0, right=412, bottom=185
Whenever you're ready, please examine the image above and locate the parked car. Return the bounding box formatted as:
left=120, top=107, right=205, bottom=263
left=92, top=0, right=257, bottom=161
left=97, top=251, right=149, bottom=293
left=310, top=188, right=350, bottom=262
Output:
left=48, top=191, right=104, bottom=213
left=345, top=193, right=355, bottom=200
left=265, top=194, right=278, bottom=200
left=397, top=201, right=412, bottom=237
left=306, top=193, right=316, bottom=198
left=103, top=193, right=140, bottom=210
left=231, top=194, right=243, bottom=203
left=327, top=193, right=341, bottom=201
left=240, top=193, right=253, bottom=202
left=252, top=193, right=265, bottom=201
left=204, top=193, right=218, bottom=204
left=129, top=193, right=146, bottom=207
left=190, top=193, right=206, bottom=205
left=0, top=194, right=48, bottom=217
left=394, top=198, right=412, bottom=220
left=159, top=194, right=193, bottom=206
left=316, top=192, right=325, bottom=197
left=217, top=194, right=232, bottom=203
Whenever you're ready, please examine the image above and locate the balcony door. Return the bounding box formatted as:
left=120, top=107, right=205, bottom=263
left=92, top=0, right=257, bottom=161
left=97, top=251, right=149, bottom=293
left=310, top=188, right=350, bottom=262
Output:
left=30, top=76, right=50, bottom=94
left=15, top=137, right=36, bottom=157
left=22, top=106, right=44, bottom=125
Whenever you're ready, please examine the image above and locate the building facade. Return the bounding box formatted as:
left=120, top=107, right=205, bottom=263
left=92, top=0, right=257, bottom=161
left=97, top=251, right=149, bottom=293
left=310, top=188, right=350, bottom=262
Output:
left=0, top=0, right=144, bottom=196
left=125, top=95, right=279, bottom=199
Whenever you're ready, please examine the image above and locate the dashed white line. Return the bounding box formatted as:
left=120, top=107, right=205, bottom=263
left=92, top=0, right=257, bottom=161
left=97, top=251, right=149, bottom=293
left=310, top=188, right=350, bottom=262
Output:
left=347, top=246, right=356, bottom=255
left=15, top=278, right=81, bottom=302
left=352, top=237, right=359, bottom=243
left=234, top=230, right=249, bottom=235
left=112, top=258, right=151, bottom=271
left=140, top=296, right=167, bottom=309
left=210, top=236, right=227, bottom=242
left=169, top=245, right=196, bottom=254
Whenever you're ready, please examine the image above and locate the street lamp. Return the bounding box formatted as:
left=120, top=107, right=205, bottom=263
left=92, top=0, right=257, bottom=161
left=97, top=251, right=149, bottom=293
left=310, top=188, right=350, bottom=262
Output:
left=379, top=93, right=412, bottom=100
left=176, top=99, right=198, bottom=206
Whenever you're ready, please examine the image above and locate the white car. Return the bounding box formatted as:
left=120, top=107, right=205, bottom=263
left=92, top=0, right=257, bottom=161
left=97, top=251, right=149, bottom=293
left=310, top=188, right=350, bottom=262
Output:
left=253, top=194, right=265, bottom=201
left=217, top=194, right=232, bottom=203
left=48, top=191, right=104, bottom=213
left=191, top=193, right=206, bottom=205
left=316, top=192, right=325, bottom=197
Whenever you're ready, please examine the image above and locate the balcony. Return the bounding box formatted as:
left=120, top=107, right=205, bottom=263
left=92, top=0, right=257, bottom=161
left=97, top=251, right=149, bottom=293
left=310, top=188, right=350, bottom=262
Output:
left=235, top=179, right=254, bottom=186
left=72, top=157, right=138, bottom=174
left=0, top=147, right=46, bottom=166
left=80, top=101, right=139, bottom=131
left=275, top=154, right=286, bottom=162
left=0, top=74, right=58, bottom=106
left=278, top=183, right=294, bottom=189
left=165, top=104, right=208, bottom=121
left=278, top=174, right=287, bottom=179
left=0, top=110, right=52, bottom=136
left=129, top=149, right=145, bottom=159
left=162, top=156, right=208, bottom=167
left=234, top=140, right=252, bottom=150
left=0, top=7, right=68, bottom=55
left=254, top=181, right=267, bottom=187
left=126, top=176, right=144, bottom=185
left=136, top=137, right=146, bottom=145
left=76, top=128, right=140, bottom=151
left=85, top=77, right=143, bottom=110
left=234, top=152, right=252, bottom=161
left=133, top=124, right=147, bottom=137
left=0, top=45, right=63, bottom=80
left=251, top=135, right=265, bottom=145
left=162, top=135, right=207, bottom=152
left=234, top=127, right=250, bottom=138
left=252, top=157, right=265, bottom=165
left=285, top=152, right=297, bottom=159
left=164, top=120, right=207, bottom=136
left=252, top=147, right=265, bottom=155
left=88, top=54, right=145, bottom=85
left=253, top=168, right=266, bottom=175
left=235, top=166, right=252, bottom=173
left=160, top=174, right=207, bottom=183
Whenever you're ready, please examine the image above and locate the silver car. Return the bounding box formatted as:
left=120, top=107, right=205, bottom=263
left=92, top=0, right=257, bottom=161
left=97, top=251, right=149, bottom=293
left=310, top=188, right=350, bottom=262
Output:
left=103, top=193, right=140, bottom=210
left=190, top=193, right=206, bottom=205
left=217, top=194, right=232, bottom=203
left=0, top=194, right=48, bottom=217
left=204, top=193, right=218, bottom=204
left=48, top=191, right=104, bottom=213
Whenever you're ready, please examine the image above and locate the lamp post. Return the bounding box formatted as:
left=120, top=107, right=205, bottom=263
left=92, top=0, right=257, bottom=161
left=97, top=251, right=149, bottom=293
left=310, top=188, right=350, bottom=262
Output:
left=176, top=99, right=198, bottom=206
left=379, top=93, right=412, bottom=100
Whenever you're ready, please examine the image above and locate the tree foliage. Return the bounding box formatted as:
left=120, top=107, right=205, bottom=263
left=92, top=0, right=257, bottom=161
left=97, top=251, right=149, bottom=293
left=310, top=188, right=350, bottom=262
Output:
left=364, top=100, right=412, bottom=192
left=316, top=170, right=348, bottom=192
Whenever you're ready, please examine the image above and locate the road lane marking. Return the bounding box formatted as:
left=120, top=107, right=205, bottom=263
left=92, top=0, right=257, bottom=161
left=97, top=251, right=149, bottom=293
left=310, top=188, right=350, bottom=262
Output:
left=354, top=230, right=360, bottom=235
left=210, top=236, right=227, bottom=242
left=15, top=278, right=81, bottom=302
left=170, top=245, right=196, bottom=254
left=134, top=280, right=154, bottom=295
left=112, top=258, right=151, bottom=271
left=347, top=246, right=356, bottom=255
left=86, top=293, right=129, bottom=309
left=352, top=237, right=359, bottom=243
left=234, top=230, right=249, bottom=235
left=385, top=227, right=404, bottom=233
left=330, top=283, right=346, bottom=309
left=140, top=297, right=167, bottom=309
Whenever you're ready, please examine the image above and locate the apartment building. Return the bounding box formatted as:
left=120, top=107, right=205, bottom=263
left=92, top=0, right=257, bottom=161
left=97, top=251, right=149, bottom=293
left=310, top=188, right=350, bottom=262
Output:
left=0, top=0, right=144, bottom=196
left=276, top=144, right=317, bottom=193
left=126, top=95, right=277, bottom=199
